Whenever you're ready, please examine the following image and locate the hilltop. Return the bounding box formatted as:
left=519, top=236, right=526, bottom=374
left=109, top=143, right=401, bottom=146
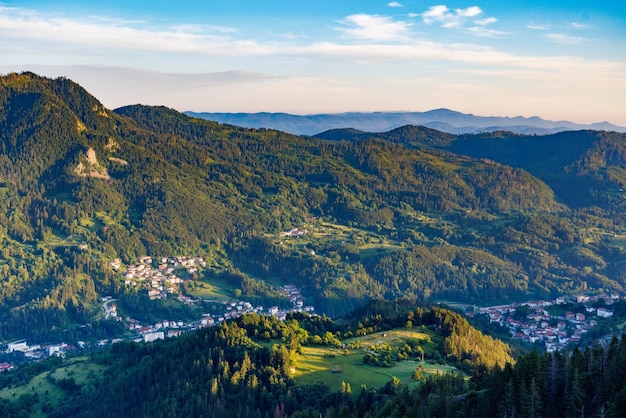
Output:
left=0, top=303, right=515, bottom=417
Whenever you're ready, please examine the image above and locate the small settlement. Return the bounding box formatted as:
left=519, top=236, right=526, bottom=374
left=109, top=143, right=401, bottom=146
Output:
left=2, top=252, right=316, bottom=367
left=117, top=256, right=206, bottom=300
left=477, top=294, right=619, bottom=352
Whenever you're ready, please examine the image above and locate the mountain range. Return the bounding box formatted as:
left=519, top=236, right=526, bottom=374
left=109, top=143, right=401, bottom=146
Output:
left=185, top=108, right=626, bottom=136
left=1, top=71, right=626, bottom=344
left=4, top=71, right=626, bottom=418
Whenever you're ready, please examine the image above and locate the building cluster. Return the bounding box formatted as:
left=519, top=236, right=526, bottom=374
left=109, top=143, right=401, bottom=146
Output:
left=118, top=255, right=206, bottom=300
left=195, top=285, right=314, bottom=326
left=94, top=283, right=316, bottom=348
left=1, top=255, right=318, bottom=371
left=282, top=227, right=308, bottom=237
left=478, top=294, right=620, bottom=352
left=279, top=284, right=314, bottom=313
left=3, top=339, right=76, bottom=362
left=126, top=318, right=188, bottom=343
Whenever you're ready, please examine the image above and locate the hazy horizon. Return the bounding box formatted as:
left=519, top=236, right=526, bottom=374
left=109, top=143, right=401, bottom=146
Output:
left=1, top=1, right=625, bottom=125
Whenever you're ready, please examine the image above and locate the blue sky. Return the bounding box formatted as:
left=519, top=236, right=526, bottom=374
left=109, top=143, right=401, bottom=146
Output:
left=1, top=1, right=625, bottom=125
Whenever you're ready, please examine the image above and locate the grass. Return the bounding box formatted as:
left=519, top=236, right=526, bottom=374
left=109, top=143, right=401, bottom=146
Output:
left=0, top=357, right=106, bottom=417
left=293, top=329, right=460, bottom=391
left=187, top=276, right=235, bottom=301
left=358, top=244, right=404, bottom=259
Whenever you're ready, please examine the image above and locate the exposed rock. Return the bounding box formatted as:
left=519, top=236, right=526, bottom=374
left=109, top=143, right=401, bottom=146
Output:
left=74, top=148, right=111, bottom=179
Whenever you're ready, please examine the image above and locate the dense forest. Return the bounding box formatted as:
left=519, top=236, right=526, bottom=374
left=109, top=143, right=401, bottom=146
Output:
left=1, top=72, right=626, bottom=343
left=1, top=302, right=625, bottom=417
left=0, top=303, right=514, bottom=417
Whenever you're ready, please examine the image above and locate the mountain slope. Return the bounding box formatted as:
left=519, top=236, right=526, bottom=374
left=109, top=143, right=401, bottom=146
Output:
left=317, top=126, right=626, bottom=212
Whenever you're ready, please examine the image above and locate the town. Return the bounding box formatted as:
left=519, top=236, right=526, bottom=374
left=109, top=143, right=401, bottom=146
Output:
left=2, top=254, right=316, bottom=364
left=475, top=293, right=619, bottom=352
left=2, top=252, right=623, bottom=366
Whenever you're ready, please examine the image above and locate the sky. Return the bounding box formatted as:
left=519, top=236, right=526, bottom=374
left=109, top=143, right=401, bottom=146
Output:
left=0, top=1, right=625, bottom=125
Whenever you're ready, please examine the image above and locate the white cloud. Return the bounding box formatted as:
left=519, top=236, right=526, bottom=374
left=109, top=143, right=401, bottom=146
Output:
left=475, top=17, right=497, bottom=26
left=421, top=5, right=493, bottom=29
left=0, top=6, right=243, bottom=54
left=422, top=5, right=452, bottom=25
left=571, top=22, right=589, bottom=30
left=527, top=24, right=548, bottom=31
left=0, top=4, right=603, bottom=72
left=456, top=6, right=482, bottom=18
left=467, top=26, right=506, bottom=38
left=337, top=14, right=411, bottom=41
left=545, top=33, right=587, bottom=45
left=387, top=2, right=404, bottom=7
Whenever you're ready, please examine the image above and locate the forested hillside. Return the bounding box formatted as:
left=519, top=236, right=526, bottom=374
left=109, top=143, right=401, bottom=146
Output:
left=3, top=301, right=626, bottom=418
left=1, top=72, right=626, bottom=343
left=0, top=303, right=516, bottom=417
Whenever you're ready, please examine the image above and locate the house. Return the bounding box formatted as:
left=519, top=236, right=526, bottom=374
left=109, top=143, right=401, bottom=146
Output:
left=167, top=330, right=183, bottom=338
left=143, top=331, right=165, bottom=343
left=575, top=313, right=586, bottom=322
left=7, top=340, right=28, bottom=353
left=489, top=312, right=502, bottom=323
left=0, top=363, right=14, bottom=372
left=111, top=258, right=122, bottom=270
left=201, top=317, right=215, bottom=327
left=597, top=308, right=613, bottom=318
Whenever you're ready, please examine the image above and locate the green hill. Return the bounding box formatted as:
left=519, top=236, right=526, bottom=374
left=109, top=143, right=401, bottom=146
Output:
left=0, top=306, right=514, bottom=417
left=319, top=125, right=626, bottom=211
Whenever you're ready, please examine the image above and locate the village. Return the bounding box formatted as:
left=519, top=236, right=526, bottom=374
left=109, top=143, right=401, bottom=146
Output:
left=2, top=252, right=316, bottom=364
left=476, top=293, right=619, bottom=352
left=114, top=255, right=206, bottom=300
left=5, top=246, right=623, bottom=366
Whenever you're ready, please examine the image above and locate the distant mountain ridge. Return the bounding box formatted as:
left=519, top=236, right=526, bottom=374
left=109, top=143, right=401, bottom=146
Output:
left=185, top=108, right=626, bottom=136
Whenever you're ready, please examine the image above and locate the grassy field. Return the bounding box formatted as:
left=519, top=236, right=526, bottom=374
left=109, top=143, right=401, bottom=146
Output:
left=0, top=357, right=106, bottom=417
left=293, top=328, right=460, bottom=391
left=186, top=276, right=234, bottom=300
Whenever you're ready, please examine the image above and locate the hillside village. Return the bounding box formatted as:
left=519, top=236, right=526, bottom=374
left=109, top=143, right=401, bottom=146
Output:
left=114, top=255, right=206, bottom=300
left=476, top=294, right=619, bottom=352
left=2, top=255, right=315, bottom=364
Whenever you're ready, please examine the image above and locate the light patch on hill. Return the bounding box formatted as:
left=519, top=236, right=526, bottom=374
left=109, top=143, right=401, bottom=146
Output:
left=74, top=148, right=111, bottom=179
left=93, top=104, right=109, bottom=118
left=109, top=157, right=128, bottom=166
left=76, top=119, right=87, bottom=133
left=105, top=137, right=119, bottom=151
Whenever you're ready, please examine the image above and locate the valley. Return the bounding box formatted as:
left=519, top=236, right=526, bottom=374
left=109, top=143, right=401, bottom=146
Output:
left=2, top=72, right=626, bottom=416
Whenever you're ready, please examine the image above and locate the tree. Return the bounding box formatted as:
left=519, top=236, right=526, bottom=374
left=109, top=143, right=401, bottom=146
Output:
left=523, top=378, right=543, bottom=418
left=413, top=364, right=425, bottom=381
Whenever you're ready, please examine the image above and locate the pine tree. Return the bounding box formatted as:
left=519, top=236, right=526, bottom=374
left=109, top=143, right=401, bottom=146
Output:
left=523, top=378, right=542, bottom=418
left=497, top=379, right=516, bottom=418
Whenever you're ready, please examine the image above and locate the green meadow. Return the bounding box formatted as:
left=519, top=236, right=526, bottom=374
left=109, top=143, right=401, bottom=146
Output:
left=0, top=357, right=106, bottom=417
left=293, top=328, right=461, bottom=391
